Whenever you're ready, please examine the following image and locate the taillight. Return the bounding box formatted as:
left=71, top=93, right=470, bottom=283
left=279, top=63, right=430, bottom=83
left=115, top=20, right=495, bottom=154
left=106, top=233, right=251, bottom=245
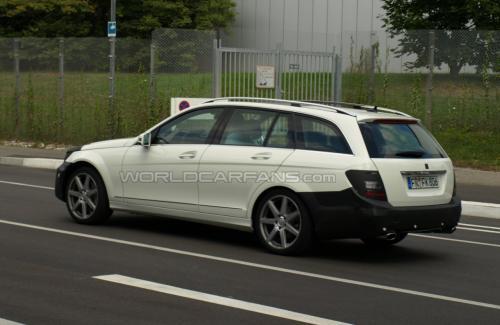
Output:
left=346, top=170, right=387, bottom=201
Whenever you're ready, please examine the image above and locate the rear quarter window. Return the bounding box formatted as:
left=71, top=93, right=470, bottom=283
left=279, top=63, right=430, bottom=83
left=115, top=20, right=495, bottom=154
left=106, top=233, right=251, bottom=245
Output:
left=297, top=115, right=352, bottom=154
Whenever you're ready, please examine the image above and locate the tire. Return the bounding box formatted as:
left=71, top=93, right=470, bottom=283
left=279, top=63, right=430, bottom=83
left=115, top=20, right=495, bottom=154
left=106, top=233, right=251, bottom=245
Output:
left=253, top=189, right=313, bottom=255
left=65, top=166, right=112, bottom=224
left=361, top=232, right=408, bottom=246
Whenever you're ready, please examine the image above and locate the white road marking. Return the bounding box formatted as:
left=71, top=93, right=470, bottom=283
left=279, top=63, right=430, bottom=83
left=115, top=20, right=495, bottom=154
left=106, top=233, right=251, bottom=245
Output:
left=411, top=234, right=500, bottom=248
left=0, top=317, right=24, bottom=325
left=2, top=219, right=500, bottom=311
left=0, top=180, right=53, bottom=190
left=459, top=223, right=500, bottom=231
left=456, top=226, right=500, bottom=235
left=94, top=274, right=346, bottom=325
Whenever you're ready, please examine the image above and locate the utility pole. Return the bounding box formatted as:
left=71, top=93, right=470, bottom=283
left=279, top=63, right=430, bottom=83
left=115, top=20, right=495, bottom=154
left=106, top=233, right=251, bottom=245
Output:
left=108, top=0, right=117, bottom=137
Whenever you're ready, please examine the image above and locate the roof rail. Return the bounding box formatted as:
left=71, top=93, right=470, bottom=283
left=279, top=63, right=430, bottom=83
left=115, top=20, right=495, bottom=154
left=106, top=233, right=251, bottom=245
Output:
left=306, top=100, right=412, bottom=117
left=202, top=97, right=355, bottom=116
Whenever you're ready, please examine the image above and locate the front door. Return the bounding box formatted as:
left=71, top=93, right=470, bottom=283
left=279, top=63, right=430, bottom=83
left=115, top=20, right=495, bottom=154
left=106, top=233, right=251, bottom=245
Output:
left=121, top=108, right=224, bottom=212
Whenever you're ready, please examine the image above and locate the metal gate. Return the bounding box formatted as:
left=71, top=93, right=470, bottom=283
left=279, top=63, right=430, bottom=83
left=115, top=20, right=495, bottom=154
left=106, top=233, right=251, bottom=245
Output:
left=213, top=44, right=341, bottom=101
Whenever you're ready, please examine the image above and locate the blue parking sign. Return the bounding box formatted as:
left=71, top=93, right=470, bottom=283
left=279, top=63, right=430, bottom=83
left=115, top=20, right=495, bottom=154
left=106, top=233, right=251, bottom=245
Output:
left=108, top=21, right=117, bottom=37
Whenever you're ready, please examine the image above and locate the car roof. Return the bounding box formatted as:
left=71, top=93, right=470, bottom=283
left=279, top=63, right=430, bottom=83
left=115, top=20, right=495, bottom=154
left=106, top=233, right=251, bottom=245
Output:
left=195, top=98, right=418, bottom=122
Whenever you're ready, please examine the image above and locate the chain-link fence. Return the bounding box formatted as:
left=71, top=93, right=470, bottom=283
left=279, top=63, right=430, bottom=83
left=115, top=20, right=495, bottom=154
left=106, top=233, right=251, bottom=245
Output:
left=0, top=29, right=498, bottom=150
left=0, top=37, right=148, bottom=143
left=340, top=30, right=499, bottom=134
left=151, top=28, right=215, bottom=100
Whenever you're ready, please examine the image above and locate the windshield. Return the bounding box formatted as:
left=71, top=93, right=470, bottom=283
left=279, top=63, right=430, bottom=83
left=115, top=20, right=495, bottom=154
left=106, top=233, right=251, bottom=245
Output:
left=359, top=121, right=446, bottom=159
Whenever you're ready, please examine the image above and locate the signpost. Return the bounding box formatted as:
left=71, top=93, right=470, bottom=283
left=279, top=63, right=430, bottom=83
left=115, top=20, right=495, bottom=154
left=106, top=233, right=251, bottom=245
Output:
left=107, top=21, right=117, bottom=37
left=256, top=65, right=275, bottom=89
left=108, top=0, right=116, bottom=137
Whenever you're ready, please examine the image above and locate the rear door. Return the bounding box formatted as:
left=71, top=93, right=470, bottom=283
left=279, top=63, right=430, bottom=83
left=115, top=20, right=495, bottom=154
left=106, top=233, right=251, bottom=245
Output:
left=198, top=109, right=295, bottom=218
left=359, top=120, right=454, bottom=207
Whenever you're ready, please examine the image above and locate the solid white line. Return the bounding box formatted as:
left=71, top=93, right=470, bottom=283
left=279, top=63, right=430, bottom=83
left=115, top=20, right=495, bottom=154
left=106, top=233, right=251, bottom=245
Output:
left=456, top=226, right=500, bottom=235
left=0, top=317, right=24, bottom=325
left=2, top=219, right=500, bottom=311
left=0, top=180, right=53, bottom=190
left=411, top=234, right=500, bottom=249
left=459, top=223, right=500, bottom=231
left=94, top=274, right=346, bottom=325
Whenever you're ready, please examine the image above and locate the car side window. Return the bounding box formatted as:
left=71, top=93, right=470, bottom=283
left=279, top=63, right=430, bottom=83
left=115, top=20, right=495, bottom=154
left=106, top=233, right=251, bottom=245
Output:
left=220, top=109, right=277, bottom=146
left=153, top=108, right=223, bottom=145
left=297, top=115, right=352, bottom=154
left=266, top=114, right=294, bottom=148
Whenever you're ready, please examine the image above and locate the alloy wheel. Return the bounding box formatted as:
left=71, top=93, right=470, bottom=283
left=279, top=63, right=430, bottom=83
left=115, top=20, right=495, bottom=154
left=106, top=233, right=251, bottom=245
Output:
left=259, top=195, right=302, bottom=250
left=67, top=172, right=99, bottom=220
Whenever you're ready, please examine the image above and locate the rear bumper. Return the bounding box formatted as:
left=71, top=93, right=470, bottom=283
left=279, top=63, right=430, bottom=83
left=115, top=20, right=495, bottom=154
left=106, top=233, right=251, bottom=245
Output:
left=55, top=161, right=71, bottom=201
left=298, top=189, right=461, bottom=239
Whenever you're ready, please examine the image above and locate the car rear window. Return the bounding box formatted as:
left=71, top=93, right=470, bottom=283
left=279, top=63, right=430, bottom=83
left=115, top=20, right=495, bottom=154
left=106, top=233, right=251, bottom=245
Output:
left=359, top=121, right=446, bottom=159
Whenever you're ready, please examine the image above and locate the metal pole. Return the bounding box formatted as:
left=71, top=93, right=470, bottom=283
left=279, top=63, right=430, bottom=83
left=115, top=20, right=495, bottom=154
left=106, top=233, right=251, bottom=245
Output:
left=368, top=32, right=376, bottom=103
left=58, top=38, right=65, bottom=138
left=334, top=54, right=342, bottom=102
left=13, top=39, right=20, bottom=137
left=426, top=30, right=435, bottom=130
left=149, top=42, right=156, bottom=108
left=331, top=47, right=335, bottom=101
left=108, top=0, right=117, bottom=137
left=276, top=43, right=282, bottom=99
left=212, top=39, right=218, bottom=98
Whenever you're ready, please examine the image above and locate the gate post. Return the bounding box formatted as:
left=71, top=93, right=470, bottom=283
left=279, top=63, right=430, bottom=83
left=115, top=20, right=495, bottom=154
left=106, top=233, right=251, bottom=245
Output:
left=330, top=46, right=336, bottom=102
left=275, top=43, right=282, bottom=99
left=334, top=53, right=343, bottom=102
left=212, top=38, right=222, bottom=98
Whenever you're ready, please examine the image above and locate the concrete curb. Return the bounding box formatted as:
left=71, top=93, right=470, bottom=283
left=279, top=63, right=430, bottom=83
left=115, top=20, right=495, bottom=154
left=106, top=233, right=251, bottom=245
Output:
left=0, top=156, right=498, bottom=219
left=0, top=157, right=63, bottom=170
left=462, top=201, right=500, bottom=219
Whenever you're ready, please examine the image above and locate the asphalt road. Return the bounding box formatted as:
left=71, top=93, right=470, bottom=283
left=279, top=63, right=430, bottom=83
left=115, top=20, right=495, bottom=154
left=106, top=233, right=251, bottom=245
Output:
left=1, top=165, right=500, bottom=324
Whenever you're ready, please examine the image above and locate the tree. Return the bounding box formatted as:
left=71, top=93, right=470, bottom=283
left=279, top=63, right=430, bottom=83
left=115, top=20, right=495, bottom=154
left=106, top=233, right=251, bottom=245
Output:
left=0, top=0, right=236, bottom=38
left=0, top=0, right=95, bottom=37
left=381, top=0, right=500, bottom=76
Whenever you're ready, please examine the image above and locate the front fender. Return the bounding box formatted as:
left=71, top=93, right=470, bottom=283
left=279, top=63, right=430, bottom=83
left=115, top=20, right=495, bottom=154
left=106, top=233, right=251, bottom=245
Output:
left=66, top=148, right=127, bottom=200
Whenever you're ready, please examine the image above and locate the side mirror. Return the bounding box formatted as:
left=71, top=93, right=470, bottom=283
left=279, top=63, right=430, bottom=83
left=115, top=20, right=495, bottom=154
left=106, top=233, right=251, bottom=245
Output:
left=140, top=132, right=152, bottom=148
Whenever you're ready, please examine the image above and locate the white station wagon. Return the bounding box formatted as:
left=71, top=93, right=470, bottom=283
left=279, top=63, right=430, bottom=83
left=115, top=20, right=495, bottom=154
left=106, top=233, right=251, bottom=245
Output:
left=55, top=98, right=461, bottom=254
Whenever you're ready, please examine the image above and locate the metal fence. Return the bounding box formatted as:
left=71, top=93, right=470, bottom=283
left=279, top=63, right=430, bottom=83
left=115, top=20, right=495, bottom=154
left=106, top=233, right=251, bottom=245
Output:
left=0, top=28, right=498, bottom=145
left=214, top=45, right=340, bottom=102
left=340, top=30, right=500, bottom=132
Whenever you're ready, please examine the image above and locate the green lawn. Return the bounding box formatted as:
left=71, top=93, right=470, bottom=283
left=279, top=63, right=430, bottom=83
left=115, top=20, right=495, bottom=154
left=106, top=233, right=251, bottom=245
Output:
left=0, top=71, right=498, bottom=170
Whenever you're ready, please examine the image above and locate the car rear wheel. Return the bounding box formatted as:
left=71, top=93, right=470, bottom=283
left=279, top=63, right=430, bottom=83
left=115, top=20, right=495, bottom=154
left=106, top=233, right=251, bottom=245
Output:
left=361, top=232, right=408, bottom=246
left=254, top=190, right=313, bottom=255
left=66, top=167, right=112, bottom=224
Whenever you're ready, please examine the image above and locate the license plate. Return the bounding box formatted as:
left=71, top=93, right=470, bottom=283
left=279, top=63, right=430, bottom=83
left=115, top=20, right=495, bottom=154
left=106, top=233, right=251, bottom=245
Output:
left=407, top=175, right=439, bottom=189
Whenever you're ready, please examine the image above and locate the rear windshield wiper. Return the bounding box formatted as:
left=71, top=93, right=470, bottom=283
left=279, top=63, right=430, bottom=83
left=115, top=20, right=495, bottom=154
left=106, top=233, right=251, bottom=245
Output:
left=394, top=150, right=425, bottom=158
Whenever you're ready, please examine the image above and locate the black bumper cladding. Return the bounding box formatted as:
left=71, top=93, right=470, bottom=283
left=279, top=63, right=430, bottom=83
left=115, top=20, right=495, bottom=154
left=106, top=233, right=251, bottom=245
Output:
left=298, top=189, right=461, bottom=239
left=55, top=161, right=72, bottom=201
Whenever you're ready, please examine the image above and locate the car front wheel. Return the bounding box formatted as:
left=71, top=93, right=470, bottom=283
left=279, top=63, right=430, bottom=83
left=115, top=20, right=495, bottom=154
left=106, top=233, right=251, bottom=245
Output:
left=254, top=190, right=313, bottom=255
left=65, top=167, right=112, bottom=224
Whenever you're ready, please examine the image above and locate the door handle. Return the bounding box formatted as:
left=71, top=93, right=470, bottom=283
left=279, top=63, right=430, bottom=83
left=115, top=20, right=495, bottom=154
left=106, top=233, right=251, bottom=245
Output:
left=178, top=151, right=196, bottom=159
left=251, top=152, right=272, bottom=160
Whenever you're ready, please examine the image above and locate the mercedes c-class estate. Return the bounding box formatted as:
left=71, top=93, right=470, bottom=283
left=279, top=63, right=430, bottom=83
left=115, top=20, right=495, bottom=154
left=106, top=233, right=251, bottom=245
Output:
left=55, top=98, right=461, bottom=254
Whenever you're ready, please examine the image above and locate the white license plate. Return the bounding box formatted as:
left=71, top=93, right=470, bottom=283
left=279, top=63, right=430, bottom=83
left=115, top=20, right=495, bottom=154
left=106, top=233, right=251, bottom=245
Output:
left=407, top=175, right=439, bottom=189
